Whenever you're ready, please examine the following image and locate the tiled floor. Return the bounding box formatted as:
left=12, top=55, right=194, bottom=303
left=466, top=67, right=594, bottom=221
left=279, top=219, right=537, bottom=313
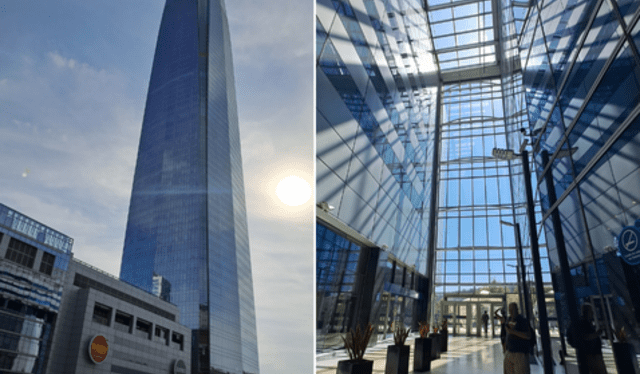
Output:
left=316, top=335, right=575, bottom=374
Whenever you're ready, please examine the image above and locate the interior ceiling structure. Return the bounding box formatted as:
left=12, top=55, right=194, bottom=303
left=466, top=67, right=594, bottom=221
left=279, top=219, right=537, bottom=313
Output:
left=420, top=0, right=529, bottom=79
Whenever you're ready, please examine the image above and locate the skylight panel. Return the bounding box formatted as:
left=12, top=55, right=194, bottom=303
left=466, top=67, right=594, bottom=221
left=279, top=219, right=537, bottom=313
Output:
left=459, top=57, right=480, bottom=67
left=432, top=21, right=454, bottom=36
left=429, top=0, right=451, bottom=6
left=483, top=29, right=494, bottom=41
left=441, top=60, right=460, bottom=70
left=438, top=51, right=458, bottom=61
left=457, top=48, right=480, bottom=59
left=455, top=17, right=479, bottom=32
left=453, top=3, right=478, bottom=18
left=457, top=32, right=479, bottom=46
left=434, top=36, right=456, bottom=49
left=430, top=8, right=452, bottom=22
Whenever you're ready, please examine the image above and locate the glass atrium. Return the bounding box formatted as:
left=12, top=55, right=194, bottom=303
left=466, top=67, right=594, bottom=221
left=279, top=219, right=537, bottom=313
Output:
left=317, top=0, right=640, bottom=371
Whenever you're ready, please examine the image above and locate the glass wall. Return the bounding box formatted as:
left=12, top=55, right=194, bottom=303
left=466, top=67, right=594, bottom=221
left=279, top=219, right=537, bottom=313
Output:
left=522, top=0, right=640, bottom=369
left=316, top=0, right=438, bottom=350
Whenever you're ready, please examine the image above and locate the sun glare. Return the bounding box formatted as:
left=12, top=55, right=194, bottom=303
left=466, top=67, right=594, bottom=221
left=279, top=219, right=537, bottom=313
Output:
left=275, top=175, right=312, bottom=206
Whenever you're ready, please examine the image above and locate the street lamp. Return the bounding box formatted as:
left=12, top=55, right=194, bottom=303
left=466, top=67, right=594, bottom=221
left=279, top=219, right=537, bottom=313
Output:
left=500, top=220, right=532, bottom=324
left=492, top=146, right=552, bottom=374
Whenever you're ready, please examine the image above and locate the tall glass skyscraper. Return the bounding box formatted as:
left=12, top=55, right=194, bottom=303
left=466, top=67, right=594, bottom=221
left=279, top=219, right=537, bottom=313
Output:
left=119, top=1, right=259, bottom=373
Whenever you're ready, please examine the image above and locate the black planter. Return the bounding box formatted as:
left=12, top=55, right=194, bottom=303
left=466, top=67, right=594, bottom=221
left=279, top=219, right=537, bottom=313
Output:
left=613, top=342, right=640, bottom=374
left=385, top=345, right=410, bottom=374
left=413, top=337, right=432, bottom=372
left=429, top=334, right=441, bottom=359
left=440, top=331, right=448, bottom=352
left=337, top=359, right=374, bottom=374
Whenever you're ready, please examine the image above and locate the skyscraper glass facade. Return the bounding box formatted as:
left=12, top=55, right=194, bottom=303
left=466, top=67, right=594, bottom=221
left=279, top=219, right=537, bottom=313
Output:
left=317, top=0, right=640, bottom=369
left=119, top=1, right=258, bottom=373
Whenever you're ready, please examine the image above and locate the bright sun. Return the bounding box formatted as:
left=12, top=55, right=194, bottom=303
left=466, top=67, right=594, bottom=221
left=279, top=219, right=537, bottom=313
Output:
left=275, top=175, right=312, bottom=206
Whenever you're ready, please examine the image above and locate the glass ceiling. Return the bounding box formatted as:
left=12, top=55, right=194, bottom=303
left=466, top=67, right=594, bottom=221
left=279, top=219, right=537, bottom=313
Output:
left=423, top=0, right=529, bottom=73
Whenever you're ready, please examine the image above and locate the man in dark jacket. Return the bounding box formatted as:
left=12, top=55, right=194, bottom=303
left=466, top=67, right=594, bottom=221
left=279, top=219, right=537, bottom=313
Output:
left=504, top=302, right=531, bottom=374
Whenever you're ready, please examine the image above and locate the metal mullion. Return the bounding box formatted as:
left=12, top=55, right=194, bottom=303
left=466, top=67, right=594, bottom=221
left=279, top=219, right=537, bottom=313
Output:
left=438, top=48, right=496, bottom=61
left=429, top=0, right=485, bottom=12
left=429, top=10, right=493, bottom=26
left=536, top=25, right=628, bottom=185
left=540, top=102, right=640, bottom=226
left=436, top=40, right=497, bottom=54
left=530, top=0, right=604, bottom=153
left=433, top=25, right=494, bottom=41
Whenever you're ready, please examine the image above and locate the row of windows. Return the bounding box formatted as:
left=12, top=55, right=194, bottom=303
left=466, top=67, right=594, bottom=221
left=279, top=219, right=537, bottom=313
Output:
left=73, top=273, right=175, bottom=321
left=0, top=205, right=73, bottom=253
left=92, top=303, right=184, bottom=351
left=3, top=237, right=55, bottom=276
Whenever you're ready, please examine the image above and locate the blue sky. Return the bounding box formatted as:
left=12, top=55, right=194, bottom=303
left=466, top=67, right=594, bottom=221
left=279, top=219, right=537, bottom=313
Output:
left=0, top=1, right=313, bottom=373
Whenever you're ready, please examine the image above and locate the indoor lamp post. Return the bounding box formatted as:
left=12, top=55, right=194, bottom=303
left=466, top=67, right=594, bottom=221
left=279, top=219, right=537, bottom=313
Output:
left=500, top=221, right=532, bottom=324
left=492, top=147, right=553, bottom=374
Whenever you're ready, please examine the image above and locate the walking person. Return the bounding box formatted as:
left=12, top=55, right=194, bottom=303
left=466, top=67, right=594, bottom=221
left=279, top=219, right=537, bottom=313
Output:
left=482, top=310, right=490, bottom=336
left=503, top=302, right=531, bottom=374
left=566, top=304, right=607, bottom=374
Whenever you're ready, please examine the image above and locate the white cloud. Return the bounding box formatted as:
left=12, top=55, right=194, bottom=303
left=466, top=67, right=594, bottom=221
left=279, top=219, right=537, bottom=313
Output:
left=0, top=51, right=139, bottom=273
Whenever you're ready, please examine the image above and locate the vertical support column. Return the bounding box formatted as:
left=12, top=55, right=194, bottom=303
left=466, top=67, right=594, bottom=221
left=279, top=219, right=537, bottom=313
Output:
left=426, top=84, right=443, bottom=325
left=350, top=247, right=381, bottom=332
left=466, top=304, right=471, bottom=336
left=541, top=150, right=587, bottom=374
left=522, top=150, right=553, bottom=373
left=490, top=304, right=495, bottom=338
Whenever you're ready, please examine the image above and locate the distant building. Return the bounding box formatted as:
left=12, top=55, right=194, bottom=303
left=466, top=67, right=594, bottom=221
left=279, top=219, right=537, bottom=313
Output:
left=0, top=203, right=73, bottom=373
left=46, top=258, right=190, bottom=374
left=152, top=273, right=172, bottom=303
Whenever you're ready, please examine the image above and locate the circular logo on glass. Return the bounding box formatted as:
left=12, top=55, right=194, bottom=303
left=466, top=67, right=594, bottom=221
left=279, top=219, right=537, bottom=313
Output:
left=617, top=226, right=640, bottom=265
left=621, top=229, right=638, bottom=252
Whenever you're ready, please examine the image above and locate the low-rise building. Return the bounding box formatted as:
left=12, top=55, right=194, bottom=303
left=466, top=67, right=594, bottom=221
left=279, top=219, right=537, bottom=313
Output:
left=0, top=203, right=190, bottom=374
left=46, top=258, right=191, bottom=374
left=0, top=203, right=72, bottom=374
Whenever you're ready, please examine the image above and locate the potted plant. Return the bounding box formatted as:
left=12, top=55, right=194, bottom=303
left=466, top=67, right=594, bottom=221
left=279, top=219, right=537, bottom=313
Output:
left=337, top=324, right=374, bottom=374
left=413, top=322, right=432, bottom=372
left=385, top=326, right=411, bottom=374
left=612, top=327, right=640, bottom=374
left=440, top=319, right=448, bottom=352
left=429, top=325, right=441, bottom=360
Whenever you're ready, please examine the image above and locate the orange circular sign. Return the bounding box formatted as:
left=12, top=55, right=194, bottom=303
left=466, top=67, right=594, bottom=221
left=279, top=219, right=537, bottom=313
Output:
left=88, top=335, right=109, bottom=364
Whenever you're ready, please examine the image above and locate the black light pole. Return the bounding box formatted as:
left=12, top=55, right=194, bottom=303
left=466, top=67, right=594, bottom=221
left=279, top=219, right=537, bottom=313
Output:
left=540, top=150, right=588, bottom=374
left=515, top=223, right=533, bottom=324
left=500, top=220, right=532, bottom=322
left=493, top=147, right=553, bottom=374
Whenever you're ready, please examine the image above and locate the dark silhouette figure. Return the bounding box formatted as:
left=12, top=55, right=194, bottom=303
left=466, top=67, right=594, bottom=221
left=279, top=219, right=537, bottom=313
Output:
left=567, top=304, right=607, bottom=374
left=482, top=310, right=489, bottom=336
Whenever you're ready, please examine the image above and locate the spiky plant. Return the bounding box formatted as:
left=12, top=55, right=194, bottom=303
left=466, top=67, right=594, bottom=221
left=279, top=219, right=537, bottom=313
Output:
left=394, top=326, right=411, bottom=346
left=342, top=324, right=374, bottom=360
left=419, top=321, right=430, bottom=338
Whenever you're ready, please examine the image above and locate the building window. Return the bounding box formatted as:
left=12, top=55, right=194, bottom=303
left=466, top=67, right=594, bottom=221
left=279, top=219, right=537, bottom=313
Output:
left=93, top=303, right=112, bottom=326
left=5, top=238, right=37, bottom=269
left=135, top=318, right=152, bottom=340
left=155, top=325, right=169, bottom=345
left=171, top=332, right=184, bottom=351
left=39, top=252, right=55, bottom=275
left=114, top=311, right=132, bottom=333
